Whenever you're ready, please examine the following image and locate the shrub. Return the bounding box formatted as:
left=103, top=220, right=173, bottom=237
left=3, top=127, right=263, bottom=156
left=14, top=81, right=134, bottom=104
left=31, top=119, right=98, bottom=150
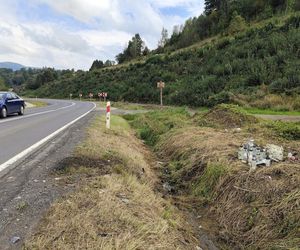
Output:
left=228, top=14, right=247, bottom=35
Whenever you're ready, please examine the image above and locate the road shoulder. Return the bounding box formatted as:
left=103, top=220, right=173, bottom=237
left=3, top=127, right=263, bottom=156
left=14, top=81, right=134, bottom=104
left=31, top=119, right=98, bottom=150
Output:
left=0, top=111, right=96, bottom=249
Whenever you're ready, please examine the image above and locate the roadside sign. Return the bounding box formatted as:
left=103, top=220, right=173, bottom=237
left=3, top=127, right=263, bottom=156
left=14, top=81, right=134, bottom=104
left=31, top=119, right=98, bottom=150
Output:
left=157, top=81, right=165, bottom=106
left=89, top=93, right=93, bottom=98
left=79, top=93, right=82, bottom=97
left=157, top=81, right=165, bottom=89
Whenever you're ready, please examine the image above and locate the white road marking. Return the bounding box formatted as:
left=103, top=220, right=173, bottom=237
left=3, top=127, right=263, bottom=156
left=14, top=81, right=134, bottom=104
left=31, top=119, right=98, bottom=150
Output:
left=0, top=103, right=96, bottom=173
left=0, top=102, right=76, bottom=124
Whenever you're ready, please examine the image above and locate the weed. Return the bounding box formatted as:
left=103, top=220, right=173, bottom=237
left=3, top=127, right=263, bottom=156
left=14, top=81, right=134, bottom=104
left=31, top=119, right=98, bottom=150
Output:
left=17, top=201, right=29, bottom=211
left=192, top=162, right=229, bottom=200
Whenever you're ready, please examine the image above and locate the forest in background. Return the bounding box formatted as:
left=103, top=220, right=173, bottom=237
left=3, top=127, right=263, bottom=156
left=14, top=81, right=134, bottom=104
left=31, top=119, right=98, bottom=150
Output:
left=0, top=0, right=299, bottom=109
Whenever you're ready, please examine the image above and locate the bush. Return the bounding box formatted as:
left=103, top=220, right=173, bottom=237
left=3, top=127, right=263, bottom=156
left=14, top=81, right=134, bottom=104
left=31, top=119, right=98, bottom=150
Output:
left=207, top=91, right=231, bottom=107
left=228, top=14, right=247, bottom=35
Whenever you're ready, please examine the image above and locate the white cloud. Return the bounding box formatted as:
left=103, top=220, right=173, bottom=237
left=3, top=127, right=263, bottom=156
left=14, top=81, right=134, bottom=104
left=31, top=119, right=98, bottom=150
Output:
left=0, top=0, right=204, bottom=70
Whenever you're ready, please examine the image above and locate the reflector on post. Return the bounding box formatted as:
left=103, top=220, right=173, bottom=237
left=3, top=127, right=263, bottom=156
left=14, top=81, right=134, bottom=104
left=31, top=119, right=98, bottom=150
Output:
left=106, top=101, right=111, bottom=129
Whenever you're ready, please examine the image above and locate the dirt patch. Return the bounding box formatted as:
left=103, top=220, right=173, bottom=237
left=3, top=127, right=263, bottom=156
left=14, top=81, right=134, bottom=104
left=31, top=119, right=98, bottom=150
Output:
left=197, top=104, right=257, bottom=128
left=55, top=156, right=113, bottom=175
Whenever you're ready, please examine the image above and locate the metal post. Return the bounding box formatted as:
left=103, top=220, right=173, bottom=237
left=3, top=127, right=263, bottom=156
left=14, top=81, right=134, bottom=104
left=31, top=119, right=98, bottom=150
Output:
left=160, top=87, right=163, bottom=106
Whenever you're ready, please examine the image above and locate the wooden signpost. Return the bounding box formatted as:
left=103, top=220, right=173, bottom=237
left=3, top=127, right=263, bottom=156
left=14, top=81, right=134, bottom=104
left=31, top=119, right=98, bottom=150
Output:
left=89, top=93, right=93, bottom=101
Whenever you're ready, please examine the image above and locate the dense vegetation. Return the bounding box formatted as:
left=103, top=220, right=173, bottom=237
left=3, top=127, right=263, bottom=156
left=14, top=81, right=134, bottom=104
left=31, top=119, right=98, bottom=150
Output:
left=1, top=0, right=300, bottom=109
left=163, top=0, right=300, bottom=52
left=22, top=13, right=300, bottom=108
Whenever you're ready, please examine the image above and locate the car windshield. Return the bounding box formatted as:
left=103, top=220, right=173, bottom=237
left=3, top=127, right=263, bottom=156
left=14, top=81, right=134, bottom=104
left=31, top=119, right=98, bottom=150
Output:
left=0, top=93, right=4, bottom=100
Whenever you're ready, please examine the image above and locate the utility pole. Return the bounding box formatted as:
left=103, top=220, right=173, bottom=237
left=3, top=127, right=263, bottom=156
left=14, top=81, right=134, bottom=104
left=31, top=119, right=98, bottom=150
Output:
left=157, top=81, right=165, bottom=106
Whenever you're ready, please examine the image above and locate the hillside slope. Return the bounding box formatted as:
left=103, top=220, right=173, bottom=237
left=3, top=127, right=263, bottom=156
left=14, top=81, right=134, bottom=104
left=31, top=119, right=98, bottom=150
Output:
left=26, top=14, right=299, bottom=107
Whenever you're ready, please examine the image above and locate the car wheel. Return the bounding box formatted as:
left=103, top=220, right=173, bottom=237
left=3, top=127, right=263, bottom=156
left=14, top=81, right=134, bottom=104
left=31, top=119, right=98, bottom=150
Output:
left=0, top=107, right=7, bottom=118
left=18, top=105, right=24, bottom=116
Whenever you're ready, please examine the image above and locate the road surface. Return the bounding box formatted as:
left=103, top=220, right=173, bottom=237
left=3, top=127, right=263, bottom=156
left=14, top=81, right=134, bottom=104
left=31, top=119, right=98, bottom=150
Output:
left=0, top=99, right=95, bottom=175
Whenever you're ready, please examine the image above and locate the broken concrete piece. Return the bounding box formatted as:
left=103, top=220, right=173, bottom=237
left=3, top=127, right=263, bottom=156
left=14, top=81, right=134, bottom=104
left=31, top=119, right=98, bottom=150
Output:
left=10, top=236, right=20, bottom=244
left=266, top=144, right=284, bottom=162
left=120, top=198, right=130, bottom=204
left=162, top=182, right=173, bottom=192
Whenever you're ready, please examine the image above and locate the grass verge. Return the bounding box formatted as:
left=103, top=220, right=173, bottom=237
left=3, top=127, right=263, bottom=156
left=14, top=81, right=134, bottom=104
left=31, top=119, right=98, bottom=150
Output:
left=25, top=99, right=48, bottom=108
left=25, top=115, right=197, bottom=250
left=125, top=106, right=300, bottom=250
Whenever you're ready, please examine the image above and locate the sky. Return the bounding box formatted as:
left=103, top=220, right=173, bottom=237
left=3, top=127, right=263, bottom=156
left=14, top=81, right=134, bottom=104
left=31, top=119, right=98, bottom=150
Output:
left=0, top=0, right=205, bottom=70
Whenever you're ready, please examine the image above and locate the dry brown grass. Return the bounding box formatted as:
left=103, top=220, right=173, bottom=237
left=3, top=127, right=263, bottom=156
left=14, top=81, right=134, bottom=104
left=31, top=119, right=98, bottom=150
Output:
left=233, top=94, right=300, bottom=111
left=25, top=174, right=195, bottom=249
left=156, top=123, right=300, bottom=249
left=25, top=115, right=198, bottom=250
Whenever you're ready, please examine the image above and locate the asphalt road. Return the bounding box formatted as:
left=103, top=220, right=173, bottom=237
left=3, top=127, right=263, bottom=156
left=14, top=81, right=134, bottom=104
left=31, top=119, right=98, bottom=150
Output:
left=0, top=99, right=95, bottom=173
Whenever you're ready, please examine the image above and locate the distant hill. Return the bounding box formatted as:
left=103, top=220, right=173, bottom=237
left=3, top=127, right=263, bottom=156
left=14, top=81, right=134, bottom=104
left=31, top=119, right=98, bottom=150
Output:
left=0, top=62, right=25, bottom=71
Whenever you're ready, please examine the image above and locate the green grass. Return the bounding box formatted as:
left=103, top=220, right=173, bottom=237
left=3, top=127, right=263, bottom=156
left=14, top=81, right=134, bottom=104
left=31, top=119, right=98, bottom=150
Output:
left=192, top=162, right=229, bottom=201
left=125, top=107, right=190, bottom=146
left=265, top=120, right=300, bottom=140
left=244, top=107, right=300, bottom=116
left=111, top=102, right=147, bottom=110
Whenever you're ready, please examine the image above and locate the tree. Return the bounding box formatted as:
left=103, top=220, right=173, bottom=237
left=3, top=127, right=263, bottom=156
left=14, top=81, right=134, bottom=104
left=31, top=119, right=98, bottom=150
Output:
left=104, top=60, right=115, bottom=67
left=28, top=68, right=57, bottom=90
left=90, top=60, right=104, bottom=71
left=158, top=28, right=169, bottom=48
left=143, top=46, right=150, bottom=56
left=116, top=34, right=146, bottom=63
left=228, top=11, right=247, bottom=34
left=0, top=76, right=7, bottom=91
left=128, top=34, right=144, bottom=58
left=205, top=0, right=221, bottom=15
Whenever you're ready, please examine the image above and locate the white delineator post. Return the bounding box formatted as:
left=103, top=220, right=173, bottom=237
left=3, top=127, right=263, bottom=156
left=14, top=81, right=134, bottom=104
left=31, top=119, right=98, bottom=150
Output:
left=106, top=101, right=111, bottom=129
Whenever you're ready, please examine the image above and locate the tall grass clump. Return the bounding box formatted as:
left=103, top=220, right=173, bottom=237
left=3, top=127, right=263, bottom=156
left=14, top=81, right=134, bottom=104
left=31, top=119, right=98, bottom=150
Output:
left=192, top=162, right=229, bottom=201
left=126, top=108, right=190, bottom=146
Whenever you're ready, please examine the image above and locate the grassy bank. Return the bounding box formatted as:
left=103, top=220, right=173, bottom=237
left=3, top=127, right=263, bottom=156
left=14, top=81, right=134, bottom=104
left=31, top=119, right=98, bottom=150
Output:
left=25, top=115, right=197, bottom=249
left=125, top=105, right=300, bottom=249
left=25, top=99, right=48, bottom=108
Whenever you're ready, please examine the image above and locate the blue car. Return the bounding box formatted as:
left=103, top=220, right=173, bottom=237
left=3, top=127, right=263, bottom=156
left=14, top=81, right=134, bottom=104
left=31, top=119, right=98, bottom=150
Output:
left=0, top=92, right=25, bottom=118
